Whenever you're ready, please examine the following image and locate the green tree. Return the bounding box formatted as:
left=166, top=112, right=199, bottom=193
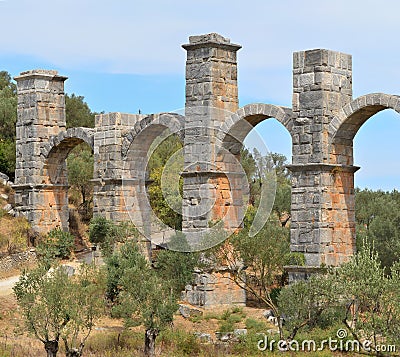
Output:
left=355, top=188, right=400, bottom=271
left=278, top=241, right=400, bottom=352
left=147, top=133, right=183, bottom=230
left=89, top=216, right=138, bottom=258
left=0, top=71, right=17, bottom=178
left=13, top=263, right=104, bottom=357
left=336, top=240, right=400, bottom=350
left=278, top=270, right=340, bottom=340
left=13, top=265, right=70, bottom=357
left=240, top=147, right=256, bottom=180
left=153, top=233, right=199, bottom=294
left=61, top=265, right=105, bottom=357
left=205, top=209, right=300, bottom=338
left=108, top=241, right=178, bottom=357
left=65, top=94, right=95, bottom=128
left=36, top=228, right=75, bottom=267
left=67, top=143, right=94, bottom=220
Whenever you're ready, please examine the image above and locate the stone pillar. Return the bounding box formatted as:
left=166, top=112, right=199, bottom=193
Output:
left=180, top=33, right=246, bottom=308
left=181, top=33, right=242, bottom=239
left=13, top=70, right=69, bottom=233
left=288, top=49, right=357, bottom=277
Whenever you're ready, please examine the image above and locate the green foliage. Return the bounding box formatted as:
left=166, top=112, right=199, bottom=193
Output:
left=104, top=240, right=141, bottom=302
left=0, top=71, right=17, bottom=178
left=61, top=265, right=106, bottom=356
left=110, top=241, right=178, bottom=330
left=65, top=94, right=95, bottom=128
left=245, top=318, right=267, bottom=332
left=36, top=228, right=74, bottom=264
left=154, top=233, right=199, bottom=294
left=147, top=132, right=182, bottom=173
left=241, top=148, right=291, bottom=224
left=240, top=148, right=257, bottom=180
left=13, top=263, right=104, bottom=357
left=147, top=133, right=183, bottom=230
left=218, top=319, right=235, bottom=333
left=107, top=240, right=179, bottom=355
left=67, top=144, right=94, bottom=221
left=13, top=264, right=71, bottom=355
left=278, top=270, right=341, bottom=339
left=355, top=188, right=400, bottom=271
left=89, top=216, right=113, bottom=244
left=89, top=217, right=138, bottom=257
left=230, top=212, right=292, bottom=305
left=336, top=240, right=400, bottom=348
left=159, top=329, right=201, bottom=356
left=0, top=139, right=15, bottom=178
left=278, top=241, right=400, bottom=351
left=0, top=71, right=17, bottom=141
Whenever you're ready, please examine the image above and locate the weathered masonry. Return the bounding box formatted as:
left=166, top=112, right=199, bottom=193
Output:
left=13, top=33, right=400, bottom=280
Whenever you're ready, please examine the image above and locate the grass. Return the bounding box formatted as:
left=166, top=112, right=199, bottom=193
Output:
left=245, top=318, right=267, bottom=332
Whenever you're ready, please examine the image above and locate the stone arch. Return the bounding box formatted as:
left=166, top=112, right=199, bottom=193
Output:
left=30, top=127, right=95, bottom=232
left=42, top=127, right=95, bottom=184
left=208, top=103, right=293, bottom=233
left=329, top=93, right=400, bottom=165
left=121, top=113, right=185, bottom=239
left=218, top=103, right=294, bottom=148
left=122, top=113, right=185, bottom=158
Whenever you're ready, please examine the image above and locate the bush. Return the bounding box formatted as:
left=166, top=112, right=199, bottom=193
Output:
left=159, top=329, right=201, bottom=356
left=154, top=233, right=199, bottom=295
left=89, top=216, right=138, bottom=257
left=36, top=228, right=74, bottom=263
left=218, top=320, right=235, bottom=333
left=245, top=318, right=267, bottom=332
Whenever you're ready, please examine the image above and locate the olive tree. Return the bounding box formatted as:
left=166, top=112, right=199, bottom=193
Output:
left=107, top=241, right=178, bottom=357
left=13, top=263, right=104, bottom=357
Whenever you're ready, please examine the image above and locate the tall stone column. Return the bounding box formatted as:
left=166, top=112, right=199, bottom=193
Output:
left=181, top=33, right=242, bottom=241
left=13, top=70, right=69, bottom=232
left=180, top=34, right=246, bottom=308
left=288, top=49, right=358, bottom=279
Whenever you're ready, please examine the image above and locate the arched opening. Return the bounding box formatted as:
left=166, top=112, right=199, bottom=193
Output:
left=217, top=104, right=293, bottom=231
left=354, top=110, right=400, bottom=190
left=331, top=94, right=400, bottom=271
left=43, top=130, right=94, bottom=247
left=353, top=110, right=400, bottom=271
left=122, top=114, right=185, bottom=247
left=214, top=105, right=294, bottom=307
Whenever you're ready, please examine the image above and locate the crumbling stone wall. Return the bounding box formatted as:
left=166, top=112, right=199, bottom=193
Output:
left=13, top=33, right=400, bottom=289
left=0, top=250, right=36, bottom=274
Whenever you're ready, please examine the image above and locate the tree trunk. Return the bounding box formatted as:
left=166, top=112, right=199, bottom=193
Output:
left=44, top=340, right=59, bottom=357
left=144, top=328, right=158, bottom=357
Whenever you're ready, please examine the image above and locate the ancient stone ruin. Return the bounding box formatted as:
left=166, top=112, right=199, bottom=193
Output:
left=13, top=33, right=400, bottom=294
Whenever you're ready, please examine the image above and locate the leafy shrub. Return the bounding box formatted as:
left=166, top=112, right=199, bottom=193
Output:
left=218, top=320, right=235, bottom=333
left=245, top=318, right=267, bottom=332
left=36, top=228, right=74, bottom=263
left=89, top=216, right=138, bottom=257
left=159, top=329, right=201, bottom=356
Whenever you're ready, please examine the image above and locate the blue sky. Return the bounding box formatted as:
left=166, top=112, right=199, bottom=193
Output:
left=1, top=0, right=399, bottom=190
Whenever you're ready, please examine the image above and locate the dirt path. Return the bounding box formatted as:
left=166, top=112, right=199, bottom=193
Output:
left=0, top=251, right=102, bottom=297
left=0, top=275, right=19, bottom=296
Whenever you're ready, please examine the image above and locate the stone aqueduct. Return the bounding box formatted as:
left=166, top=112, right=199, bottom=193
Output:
left=13, top=33, right=400, bottom=278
